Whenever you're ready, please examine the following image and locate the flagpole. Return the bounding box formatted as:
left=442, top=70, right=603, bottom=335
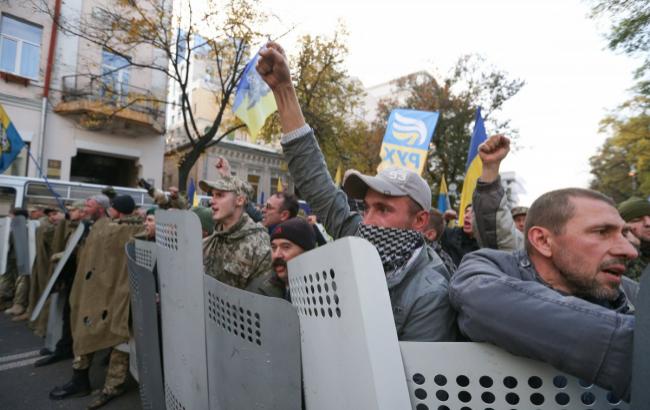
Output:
left=27, top=151, right=66, bottom=212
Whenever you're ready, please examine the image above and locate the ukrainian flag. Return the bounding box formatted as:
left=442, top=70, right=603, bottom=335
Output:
left=232, top=54, right=277, bottom=140
left=437, top=175, right=451, bottom=213
left=334, top=164, right=343, bottom=186
left=458, top=107, right=487, bottom=225
left=0, top=104, right=26, bottom=174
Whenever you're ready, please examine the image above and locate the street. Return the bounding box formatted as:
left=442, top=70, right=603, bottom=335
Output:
left=0, top=314, right=141, bottom=410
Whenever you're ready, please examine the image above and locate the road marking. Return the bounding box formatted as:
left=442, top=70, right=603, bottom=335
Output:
left=0, top=349, right=40, bottom=364
left=0, top=356, right=41, bottom=372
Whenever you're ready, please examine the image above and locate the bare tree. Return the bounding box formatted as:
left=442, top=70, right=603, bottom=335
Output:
left=35, top=0, right=269, bottom=190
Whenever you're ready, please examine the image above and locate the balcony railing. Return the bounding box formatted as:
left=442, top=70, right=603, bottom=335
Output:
left=55, top=74, right=166, bottom=133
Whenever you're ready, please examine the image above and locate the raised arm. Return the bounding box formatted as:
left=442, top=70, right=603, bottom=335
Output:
left=256, top=43, right=361, bottom=238
left=473, top=135, right=524, bottom=250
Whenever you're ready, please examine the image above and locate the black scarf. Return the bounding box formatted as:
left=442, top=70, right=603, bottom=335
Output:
left=356, top=224, right=424, bottom=273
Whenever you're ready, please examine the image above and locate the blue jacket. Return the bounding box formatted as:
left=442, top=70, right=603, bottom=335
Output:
left=282, top=128, right=457, bottom=341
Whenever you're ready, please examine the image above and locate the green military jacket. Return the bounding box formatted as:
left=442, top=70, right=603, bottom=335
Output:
left=202, top=212, right=271, bottom=290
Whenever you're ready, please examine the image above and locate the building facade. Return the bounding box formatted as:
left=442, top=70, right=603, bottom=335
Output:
left=164, top=139, right=291, bottom=205
left=0, top=0, right=167, bottom=187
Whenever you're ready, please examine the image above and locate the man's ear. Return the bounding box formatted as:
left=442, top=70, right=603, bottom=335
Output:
left=279, top=210, right=290, bottom=222
left=527, top=226, right=553, bottom=257
left=235, top=195, right=247, bottom=207
left=412, top=209, right=430, bottom=232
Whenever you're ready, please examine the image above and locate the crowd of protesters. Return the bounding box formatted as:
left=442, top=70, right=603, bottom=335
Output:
left=0, top=40, right=648, bottom=408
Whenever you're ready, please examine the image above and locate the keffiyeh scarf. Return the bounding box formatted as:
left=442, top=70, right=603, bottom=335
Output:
left=356, top=224, right=424, bottom=273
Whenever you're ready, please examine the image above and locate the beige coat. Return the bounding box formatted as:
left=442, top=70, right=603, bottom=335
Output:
left=27, top=218, right=55, bottom=336
left=69, top=216, right=143, bottom=356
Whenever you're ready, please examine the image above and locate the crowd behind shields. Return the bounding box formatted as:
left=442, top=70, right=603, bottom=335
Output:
left=0, top=40, right=648, bottom=408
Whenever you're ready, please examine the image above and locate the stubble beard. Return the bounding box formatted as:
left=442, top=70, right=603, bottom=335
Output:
left=554, top=249, right=621, bottom=301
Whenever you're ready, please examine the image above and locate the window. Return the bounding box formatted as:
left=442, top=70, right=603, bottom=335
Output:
left=100, top=50, right=130, bottom=103
left=270, top=177, right=279, bottom=195
left=0, top=15, right=42, bottom=79
left=247, top=174, right=260, bottom=203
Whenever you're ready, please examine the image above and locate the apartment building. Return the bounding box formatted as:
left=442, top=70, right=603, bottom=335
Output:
left=0, top=0, right=168, bottom=187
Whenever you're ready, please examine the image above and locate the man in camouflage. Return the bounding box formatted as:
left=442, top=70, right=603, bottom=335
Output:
left=200, top=175, right=271, bottom=290
left=138, top=178, right=188, bottom=210
left=50, top=195, right=143, bottom=409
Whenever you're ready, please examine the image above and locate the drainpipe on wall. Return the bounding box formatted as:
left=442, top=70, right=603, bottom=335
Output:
left=36, top=0, right=62, bottom=173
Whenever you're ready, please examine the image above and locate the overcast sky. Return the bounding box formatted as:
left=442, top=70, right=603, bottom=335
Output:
left=258, top=0, right=640, bottom=204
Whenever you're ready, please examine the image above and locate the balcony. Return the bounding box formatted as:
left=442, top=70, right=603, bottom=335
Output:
left=54, top=74, right=166, bottom=134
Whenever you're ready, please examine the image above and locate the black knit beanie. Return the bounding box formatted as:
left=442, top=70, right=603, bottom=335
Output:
left=111, top=195, right=136, bottom=215
left=271, top=218, right=316, bottom=251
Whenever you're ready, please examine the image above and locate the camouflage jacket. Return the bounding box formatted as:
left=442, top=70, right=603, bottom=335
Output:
left=202, top=212, right=271, bottom=290
left=149, top=188, right=188, bottom=210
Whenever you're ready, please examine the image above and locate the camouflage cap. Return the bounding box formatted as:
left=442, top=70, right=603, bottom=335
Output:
left=67, top=200, right=86, bottom=211
left=199, top=175, right=248, bottom=197
left=511, top=206, right=528, bottom=217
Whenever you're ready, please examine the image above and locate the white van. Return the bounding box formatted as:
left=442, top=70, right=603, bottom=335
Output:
left=0, top=175, right=155, bottom=216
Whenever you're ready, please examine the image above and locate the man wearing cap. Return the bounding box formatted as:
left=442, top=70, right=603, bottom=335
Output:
left=252, top=218, right=317, bottom=300
left=256, top=42, right=457, bottom=342
left=51, top=194, right=143, bottom=408
left=511, top=206, right=528, bottom=233
left=199, top=175, right=272, bottom=290
left=618, top=196, right=650, bottom=280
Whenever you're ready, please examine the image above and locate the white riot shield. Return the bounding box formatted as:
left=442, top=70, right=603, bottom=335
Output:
left=27, top=220, right=39, bottom=275
left=43, top=291, right=66, bottom=352
left=156, top=210, right=208, bottom=410
left=0, top=217, right=10, bottom=275
left=11, top=215, right=29, bottom=275
left=401, top=342, right=629, bottom=410
left=204, top=275, right=301, bottom=410
left=632, top=267, right=650, bottom=409
left=30, top=223, right=85, bottom=321
left=287, top=237, right=411, bottom=410
left=126, top=240, right=165, bottom=410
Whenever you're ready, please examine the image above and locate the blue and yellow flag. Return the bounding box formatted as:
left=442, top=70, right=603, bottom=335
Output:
left=376, top=109, right=439, bottom=175
left=233, top=54, right=277, bottom=140
left=0, top=104, right=26, bottom=174
left=437, top=175, right=451, bottom=213
left=187, top=177, right=196, bottom=206
left=459, top=107, right=487, bottom=225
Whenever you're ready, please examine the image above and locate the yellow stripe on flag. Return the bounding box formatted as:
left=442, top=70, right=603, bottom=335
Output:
left=459, top=156, right=482, bottom=225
